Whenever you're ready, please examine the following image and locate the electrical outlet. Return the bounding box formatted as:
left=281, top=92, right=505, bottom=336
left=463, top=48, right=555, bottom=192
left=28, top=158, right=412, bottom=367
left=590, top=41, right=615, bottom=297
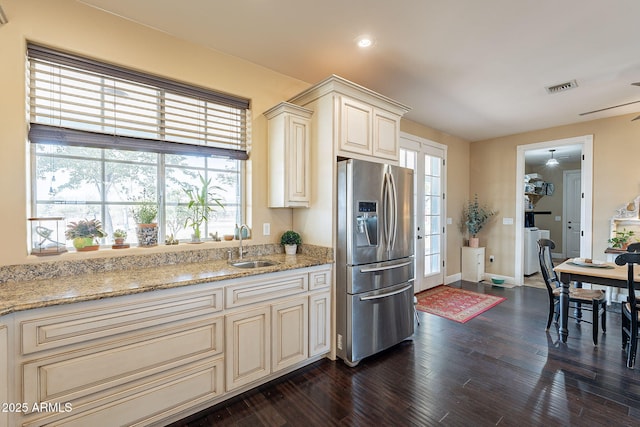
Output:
left=337, top=334, right=343, bottom=350
left=489, top=255, right=494, bottom=263
left=263, top=223, right=270, bottom=236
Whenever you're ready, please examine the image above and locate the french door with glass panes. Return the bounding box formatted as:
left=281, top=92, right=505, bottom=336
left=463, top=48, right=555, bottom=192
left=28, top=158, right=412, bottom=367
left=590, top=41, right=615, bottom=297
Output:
left=400, top=135, right=447, bottom=292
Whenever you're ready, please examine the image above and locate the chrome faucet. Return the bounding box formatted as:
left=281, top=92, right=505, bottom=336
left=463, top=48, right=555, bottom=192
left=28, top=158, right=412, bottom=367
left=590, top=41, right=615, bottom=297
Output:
left=238, top=224, right=250, bottom=259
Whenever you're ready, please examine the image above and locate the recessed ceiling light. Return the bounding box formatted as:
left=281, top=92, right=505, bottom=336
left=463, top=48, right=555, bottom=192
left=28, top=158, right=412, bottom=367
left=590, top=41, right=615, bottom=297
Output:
left=355, top=35, right=375, bottom=48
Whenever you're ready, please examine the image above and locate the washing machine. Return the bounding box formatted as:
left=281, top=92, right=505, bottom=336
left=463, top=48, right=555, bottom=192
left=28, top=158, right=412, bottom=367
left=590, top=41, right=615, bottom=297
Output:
left=524, top=228, right=550, bottom=275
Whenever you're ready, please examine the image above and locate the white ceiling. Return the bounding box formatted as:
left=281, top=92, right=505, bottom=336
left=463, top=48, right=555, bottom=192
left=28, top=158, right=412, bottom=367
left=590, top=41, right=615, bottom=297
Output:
left=79, top=0, right=640, bottom=142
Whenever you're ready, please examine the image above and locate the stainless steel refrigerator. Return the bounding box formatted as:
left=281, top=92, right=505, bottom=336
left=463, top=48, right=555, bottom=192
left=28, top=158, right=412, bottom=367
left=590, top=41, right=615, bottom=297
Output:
left=336, top=158, right=415, bottom=367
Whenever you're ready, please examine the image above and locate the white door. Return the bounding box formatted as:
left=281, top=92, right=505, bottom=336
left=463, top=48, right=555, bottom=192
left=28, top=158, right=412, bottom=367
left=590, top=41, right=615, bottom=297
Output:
left=564, top=170, right=581, bottom=258
left=400, top=135, right=447, bottom=292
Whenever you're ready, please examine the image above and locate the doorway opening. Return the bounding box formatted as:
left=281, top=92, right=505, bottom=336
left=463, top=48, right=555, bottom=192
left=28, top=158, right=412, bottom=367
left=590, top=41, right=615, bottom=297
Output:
left=515, top=135, right=593, bottom=286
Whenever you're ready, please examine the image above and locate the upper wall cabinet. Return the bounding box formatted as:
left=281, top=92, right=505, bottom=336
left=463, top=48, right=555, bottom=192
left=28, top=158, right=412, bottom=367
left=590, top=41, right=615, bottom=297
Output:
left=289, top=75, right=410, bottom=164
left=339, top=96, right=401, bottom=161
left=265, top=102, right=313, bottom=208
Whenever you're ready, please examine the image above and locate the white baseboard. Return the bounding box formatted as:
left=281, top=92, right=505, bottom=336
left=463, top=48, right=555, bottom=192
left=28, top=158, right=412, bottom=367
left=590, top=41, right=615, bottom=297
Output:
left=446, top=273, right=461, bottom=284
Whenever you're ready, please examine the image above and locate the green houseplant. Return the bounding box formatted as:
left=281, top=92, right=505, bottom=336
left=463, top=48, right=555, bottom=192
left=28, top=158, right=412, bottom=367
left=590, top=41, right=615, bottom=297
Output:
left=65, top=218, right=107, bottom=250
left=132, top=198, right=159, bottom=247
left=112, top=229, right=127, bottom=245
left=461, top=194, right=495, bottom=247
left=280, top=230, right=302, bottom=255
left=608, top=228, right=635, bottom=249
left=182, top=174, right=224, bottom=242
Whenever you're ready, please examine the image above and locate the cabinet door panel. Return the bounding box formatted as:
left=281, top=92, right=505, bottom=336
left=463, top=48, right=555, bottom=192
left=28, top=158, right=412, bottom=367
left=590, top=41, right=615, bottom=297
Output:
left=225, top=307, right=270, bottom=391
left=272, top=297, right=308, bottom=372
left=287, top=115, right=310, bottom=203
left=373, top=109, right=400, bottom=161
left=339, top=97, right=372, bottom=156
left=309, top=292, right=331, bottom=356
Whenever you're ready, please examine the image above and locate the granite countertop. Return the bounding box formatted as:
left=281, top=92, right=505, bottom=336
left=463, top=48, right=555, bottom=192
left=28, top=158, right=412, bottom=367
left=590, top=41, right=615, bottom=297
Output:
left=0, top=253, right=331, bottom=317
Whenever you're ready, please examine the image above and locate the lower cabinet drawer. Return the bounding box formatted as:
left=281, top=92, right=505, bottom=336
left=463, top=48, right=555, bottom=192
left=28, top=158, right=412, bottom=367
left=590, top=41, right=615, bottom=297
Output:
left=21, top=357, right=225, bottom=427
left=22, top=316, right=223, bottom=405
left=19, top=287, right=224, bottom=355
left=225, top=272, right=308, bottom=308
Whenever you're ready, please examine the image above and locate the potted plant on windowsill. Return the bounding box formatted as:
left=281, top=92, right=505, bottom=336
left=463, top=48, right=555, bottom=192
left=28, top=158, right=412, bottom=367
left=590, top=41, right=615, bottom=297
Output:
left=112, top=229, right=129, bottom=249
left=461, top=194, right=495, bottom=248
left=280, top=230, right=302, bottom=255
left=65, top=219, right=107, bottom=251
left=182, top=174, right=224, bottom=243
left=132, top=202, right=158, bottom=247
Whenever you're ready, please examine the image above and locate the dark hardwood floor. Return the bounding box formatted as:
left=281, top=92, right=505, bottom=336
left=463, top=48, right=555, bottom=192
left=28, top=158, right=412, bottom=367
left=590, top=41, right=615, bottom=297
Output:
left=167, top=281, right=640, bottom=426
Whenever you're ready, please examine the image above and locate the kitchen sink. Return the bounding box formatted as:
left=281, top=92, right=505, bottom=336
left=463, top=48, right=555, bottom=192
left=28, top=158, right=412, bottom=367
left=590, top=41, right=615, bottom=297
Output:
left=230, top=260, right=278, bottom=269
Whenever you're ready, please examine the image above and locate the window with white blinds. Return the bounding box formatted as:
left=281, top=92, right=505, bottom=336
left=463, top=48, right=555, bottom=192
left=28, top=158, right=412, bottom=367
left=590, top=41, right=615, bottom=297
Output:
left=27, top=43, right=250, bottom=159
left=27, top=44, right=248, bottom=247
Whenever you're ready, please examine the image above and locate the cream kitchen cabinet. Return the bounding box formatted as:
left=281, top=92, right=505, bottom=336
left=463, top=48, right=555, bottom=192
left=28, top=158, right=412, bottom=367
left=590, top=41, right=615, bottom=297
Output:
left=265, top=102, right=313, bottom=208
left=289, top=75, right=409, bottom=165
left=462, top=246, right=485, bottom=282
left=225, top=270, right=312, bottom=390
left=338, top=95, right=401, bottom=162
left=271, top=296, right=308, bottom=372
left=14, top=284, right=225, bottom=427
left=308, top=267, right=331, bottom=357
left=225, top=305, right=271, bottom=392
left=309, top=291, right=331, bottom=357
left=5, top=263, right=332, bottom=427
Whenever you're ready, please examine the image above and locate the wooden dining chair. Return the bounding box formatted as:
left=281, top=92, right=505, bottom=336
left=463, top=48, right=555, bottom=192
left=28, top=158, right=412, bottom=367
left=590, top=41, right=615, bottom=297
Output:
left=537, top=238, right=607, bottom=345
left=614, top=252, right=640, bottom=368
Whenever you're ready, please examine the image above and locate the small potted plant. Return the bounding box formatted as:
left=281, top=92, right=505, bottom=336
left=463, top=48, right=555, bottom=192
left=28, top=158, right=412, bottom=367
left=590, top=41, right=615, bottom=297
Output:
left=182, top=174, right=224, bottom=243
left=65, top=218, right=107, bottom=251
left=132, top=200, right=158, bottom=247
left=280, top=230, right=302, bottom=255
left=461, top=194, right=495, bottom=248
left=608, top=228, right=636, bottom=249
left=112, top=229, right=127, bottom=244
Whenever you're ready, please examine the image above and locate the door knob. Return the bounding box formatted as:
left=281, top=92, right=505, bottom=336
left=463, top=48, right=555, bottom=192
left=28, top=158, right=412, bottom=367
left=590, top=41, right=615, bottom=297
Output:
left=417, top=235, right=423, bottom=239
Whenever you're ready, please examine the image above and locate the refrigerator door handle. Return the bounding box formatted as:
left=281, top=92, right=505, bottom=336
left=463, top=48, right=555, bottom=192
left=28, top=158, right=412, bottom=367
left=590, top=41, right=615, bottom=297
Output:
left=388, top=168, right=398, bottom=250
left=359, top=260, right=413, bottom=273
left=382, top=169, right=391, bottom=251
left=359, top=283, right=413, bottom=301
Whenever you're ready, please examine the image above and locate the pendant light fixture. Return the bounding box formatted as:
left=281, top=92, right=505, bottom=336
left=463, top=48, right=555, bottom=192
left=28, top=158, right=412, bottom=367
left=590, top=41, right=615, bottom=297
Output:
left=546, top=149, right=559, bottom=167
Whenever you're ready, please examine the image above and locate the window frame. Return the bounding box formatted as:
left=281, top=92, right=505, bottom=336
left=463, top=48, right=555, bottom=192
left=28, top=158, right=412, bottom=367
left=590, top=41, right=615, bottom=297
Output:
left=27, top=44, right=249, bottom=248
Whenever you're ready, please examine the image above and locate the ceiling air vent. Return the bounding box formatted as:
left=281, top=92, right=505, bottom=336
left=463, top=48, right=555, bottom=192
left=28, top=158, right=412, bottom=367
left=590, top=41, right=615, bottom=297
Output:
left=545, top=80, right=578, bottom=94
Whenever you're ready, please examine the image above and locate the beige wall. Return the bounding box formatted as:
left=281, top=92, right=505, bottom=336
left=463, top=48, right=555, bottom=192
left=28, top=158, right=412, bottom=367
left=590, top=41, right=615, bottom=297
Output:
left=472, top=113, right=640, bottom=277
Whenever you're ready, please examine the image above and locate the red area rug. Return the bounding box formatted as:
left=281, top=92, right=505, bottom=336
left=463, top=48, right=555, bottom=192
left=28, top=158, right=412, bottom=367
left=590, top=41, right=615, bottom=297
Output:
left=415, top=285, right=506, bottom=323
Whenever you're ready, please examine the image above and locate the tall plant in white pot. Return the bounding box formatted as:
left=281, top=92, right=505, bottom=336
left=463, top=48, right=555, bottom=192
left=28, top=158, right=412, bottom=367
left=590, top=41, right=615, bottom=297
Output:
left=461, top=194, right=495, bottom=248
left=280, top=230, right=302, bottom=255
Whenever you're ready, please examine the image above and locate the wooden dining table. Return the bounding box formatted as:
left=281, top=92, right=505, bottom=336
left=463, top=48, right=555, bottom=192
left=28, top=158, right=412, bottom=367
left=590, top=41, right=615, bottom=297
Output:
left=554, top=258, right=635, bottom=343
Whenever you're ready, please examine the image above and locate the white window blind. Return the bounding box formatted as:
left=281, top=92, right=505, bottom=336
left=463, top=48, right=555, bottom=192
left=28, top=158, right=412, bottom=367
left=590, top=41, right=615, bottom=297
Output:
left=27, top=44, right=250, bottom=160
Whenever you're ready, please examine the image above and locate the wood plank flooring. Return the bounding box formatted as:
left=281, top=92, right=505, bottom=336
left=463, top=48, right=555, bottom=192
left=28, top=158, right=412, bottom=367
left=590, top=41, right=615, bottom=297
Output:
left=167, top=281, right=640, bottom=426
